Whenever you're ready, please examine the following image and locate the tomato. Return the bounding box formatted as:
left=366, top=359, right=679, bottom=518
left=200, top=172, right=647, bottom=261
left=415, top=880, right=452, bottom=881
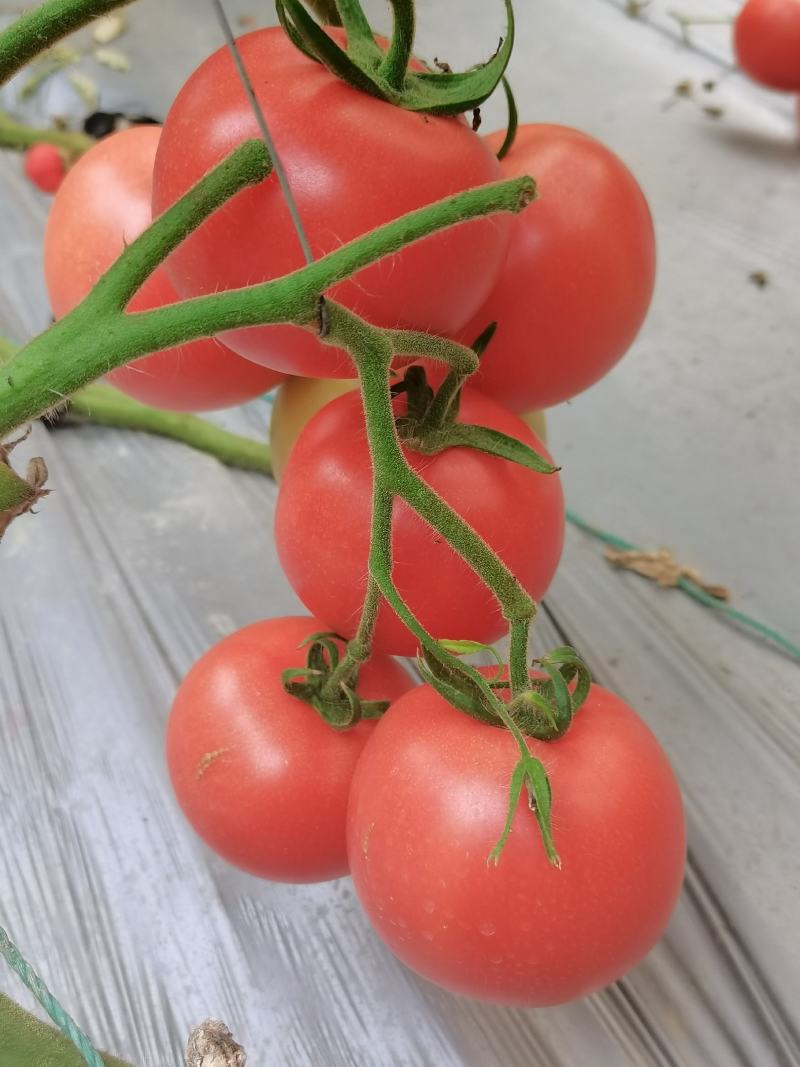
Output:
left=152, top=27, right=511, bottom=378
left=347, top=681, right=686, bottom=1005
left=734, top=0, right=800, bottom=91
left=166, top=616, right=413, bottom=882
left=453, top=124, right=655, bottom=411
left=270, top=376, right=358, bottom=481
left=24, top=142, right=65, bottom=194
left=275, top=389, right=564, bottom=656
left=44, top=126, right=282, bottom=412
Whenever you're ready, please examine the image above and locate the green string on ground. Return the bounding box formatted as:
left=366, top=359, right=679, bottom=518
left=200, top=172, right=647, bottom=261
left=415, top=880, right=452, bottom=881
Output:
left=0, top=924, right=106, bottom=1067
left=566, top=509, right=800, bottom=664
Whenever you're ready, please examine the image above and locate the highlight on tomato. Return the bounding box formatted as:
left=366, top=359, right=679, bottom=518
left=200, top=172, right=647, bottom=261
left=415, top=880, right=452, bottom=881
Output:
left=44, top=125, right=283, bottom=412
left=166, top=616, right=414, bottom=883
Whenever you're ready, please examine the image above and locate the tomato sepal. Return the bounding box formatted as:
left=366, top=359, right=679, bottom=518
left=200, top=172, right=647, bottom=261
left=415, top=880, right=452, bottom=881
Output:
left=488, top=752, right=560, bottom=868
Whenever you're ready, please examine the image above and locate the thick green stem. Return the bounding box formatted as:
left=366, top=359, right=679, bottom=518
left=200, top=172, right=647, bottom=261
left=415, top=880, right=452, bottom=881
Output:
left=0, top=171, right=533, bottom=438
left=379, top=0, right=415, bottom=90
left=0, top=109, right=92, bottom=155
left=0, top=994, right=133, bottom=1067
left=0, top=0, right=135, bottom=86
left=65, top=384, right=271, bottom=472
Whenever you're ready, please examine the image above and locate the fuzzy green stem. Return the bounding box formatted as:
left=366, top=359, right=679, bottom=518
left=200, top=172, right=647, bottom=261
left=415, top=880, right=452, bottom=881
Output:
left=320, top=576, right=382, bottom=696
left=379, top=0, right=415, bottom=90
left=0, top=0, right=134, bottom=86
left=0, top=172, right=533, bottom=439
left=65, top=384, right=271, bottom=471
left=325, top=302, right=535, bottom=630
left=0, top=995, right=133, bottom=1067
left=0, top=109, right=92, bottom=155
left=509, top=616, right=531, bottom=697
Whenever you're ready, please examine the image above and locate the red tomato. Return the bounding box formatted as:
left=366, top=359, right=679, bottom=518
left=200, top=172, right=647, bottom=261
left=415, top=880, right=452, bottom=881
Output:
left=24, top=142, right=65, bottom=193
left=454, top=124, right=655, bottom=411
left=274, top=389, right=564, bottom=656
left=166, top=616, right=413, bottom=882
left=734, top=0, right=800, bottom=92
left=44, top=126, right=282, bottom=412
left=347, top=681, right=686, bottom=1005
left=152, top=27, right=511, bottom=378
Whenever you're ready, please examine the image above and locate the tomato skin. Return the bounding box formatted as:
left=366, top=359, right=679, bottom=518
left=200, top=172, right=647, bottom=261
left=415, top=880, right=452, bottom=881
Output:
left=152, top=27, right=511, bottom=378
left=274, top=389, right=564, bottom=656
left=455, top=124, right=655, bottom=411
left=24, top=142, right=65, bottom=193
left=44, top=126, right=282, bottom=412
left=270, top=376, right=358, bottom=480
left=166, top=616, right=413, bottom=883
left=347, top=682, right=686, bottom=1005
left=734, top=0, right=800, bottom=91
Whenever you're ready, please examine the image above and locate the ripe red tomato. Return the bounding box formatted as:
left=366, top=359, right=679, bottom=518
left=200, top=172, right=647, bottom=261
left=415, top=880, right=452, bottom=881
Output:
left=274, top=389, right=564, bottom=656
left=166, top=616, right=413, bottom=882
left=152, top=27, right=511, bottom=378
left=24, top=142, right=65, bottom=193
left=734, top=0, right=800, bottom=92
left=454, top=124, right=655, bottom=411
left=347, top=681, right=686, bottom=1005
left=44, top=126, right=282, bottom=411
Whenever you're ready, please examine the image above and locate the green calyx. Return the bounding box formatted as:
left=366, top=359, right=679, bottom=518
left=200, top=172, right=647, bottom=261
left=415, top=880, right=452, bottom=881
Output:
left=282, top=631, right=389, bottom=728
left=275, top=0, right=514, bottom=115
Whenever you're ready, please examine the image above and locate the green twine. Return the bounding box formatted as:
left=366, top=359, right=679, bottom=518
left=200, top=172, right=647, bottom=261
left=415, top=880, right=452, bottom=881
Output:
left=566, top=509, right=800, bottom=664
left=0, top=924, right=105, bottom=1067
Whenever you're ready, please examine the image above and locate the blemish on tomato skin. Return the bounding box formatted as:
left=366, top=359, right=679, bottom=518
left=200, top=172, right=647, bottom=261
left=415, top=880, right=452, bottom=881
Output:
left=195, top=747, right=229, bottom=779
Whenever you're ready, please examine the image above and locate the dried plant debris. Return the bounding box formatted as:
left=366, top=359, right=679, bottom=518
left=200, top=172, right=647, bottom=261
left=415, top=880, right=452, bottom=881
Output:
left=703, top=104, right=724, bottom=119
left=605, top=547, right=730, bottom=600
left=749, top=270, right=769, bottom=288
left=186, top=1020, right=246, bottom=1067
left=93, top=46, right=132, bottom=72
left=92, top=13, right=128, bottom=44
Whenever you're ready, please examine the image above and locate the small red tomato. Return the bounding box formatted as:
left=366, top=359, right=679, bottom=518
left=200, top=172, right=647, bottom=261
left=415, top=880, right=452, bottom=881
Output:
left=166, top=616, right=413, bottom=883
left=734, top=0, right=800, bottom=92
left=24, top=142, right=65, bottom=194
left=347, top=682, right=686, bottom=1005
left=455, top=124, right=655, bottom=411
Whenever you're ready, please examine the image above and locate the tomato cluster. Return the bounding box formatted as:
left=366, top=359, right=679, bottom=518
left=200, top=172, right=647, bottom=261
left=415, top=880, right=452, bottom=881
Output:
left=41, top=17, right=684, bottom=1007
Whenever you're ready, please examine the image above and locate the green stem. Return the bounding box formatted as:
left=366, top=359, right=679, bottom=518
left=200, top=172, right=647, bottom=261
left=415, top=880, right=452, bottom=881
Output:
left=66, top=384, right=271, bottom=472
left=0, top=996, right=133, bottom=1067
left=0, top=109, right=92, bottom=156
left=379, top=0, right=415, bottom=91
left=0, top=0, right=135, bottom=86
left=0, top=170, right=533, bottom=438
left=326, top=302, right=535, bottom=631
left=320, top=576, right=382, bottom=697
left=509, top=616, right=530, bottom=697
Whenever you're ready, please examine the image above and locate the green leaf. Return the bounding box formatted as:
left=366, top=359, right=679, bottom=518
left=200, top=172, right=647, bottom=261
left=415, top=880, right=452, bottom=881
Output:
left=417, top=648, right=499, bottom=725
left=488, top=756, right=526, bottom=864
left=495, top=75, right=518, bottom=160
left=279, top=0, right=393, bottom=100
left=470, top=320, right=497, bottom=358
left=523, top=753, right=560, bottom=867
left=400, top=0, right=514, bottom=114
left=438, top=422, right=558, bottom=474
